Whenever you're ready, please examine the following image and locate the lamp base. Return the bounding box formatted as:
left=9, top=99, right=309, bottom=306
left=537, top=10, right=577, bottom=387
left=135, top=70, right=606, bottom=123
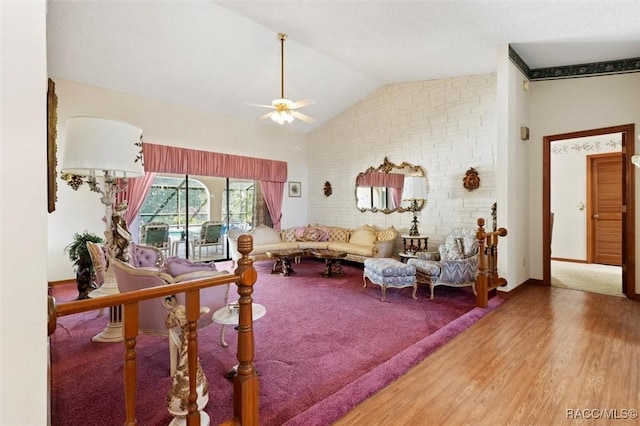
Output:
left=409, top=213, right=420, bottom=237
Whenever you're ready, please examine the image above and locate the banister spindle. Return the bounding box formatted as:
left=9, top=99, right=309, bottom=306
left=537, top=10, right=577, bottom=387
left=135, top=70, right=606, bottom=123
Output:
left=123, top=302, right=139, bottom=426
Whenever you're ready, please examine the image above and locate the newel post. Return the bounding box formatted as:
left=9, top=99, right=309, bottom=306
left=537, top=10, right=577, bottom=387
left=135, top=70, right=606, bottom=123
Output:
left=233, top=235, right=259, bottom=425
left=476, top=218, right=489, bottom=308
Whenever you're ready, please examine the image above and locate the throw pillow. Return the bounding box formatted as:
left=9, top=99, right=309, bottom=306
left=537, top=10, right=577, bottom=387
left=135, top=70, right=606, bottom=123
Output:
left=163, top=257, right=217, bottom=277
left=441, top=235, right=465, bottom=261
left=300, top=226, right=329, bottom=242
left=349, top=226, right=377, bottom=246
left=283, top=227, right=297, bottom=242
left=293, top=227, right=308, bottom=241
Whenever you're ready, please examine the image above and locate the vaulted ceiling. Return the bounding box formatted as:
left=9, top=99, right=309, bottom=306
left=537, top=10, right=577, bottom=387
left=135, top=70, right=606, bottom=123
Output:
left=47, top=1, right=640, bottom=133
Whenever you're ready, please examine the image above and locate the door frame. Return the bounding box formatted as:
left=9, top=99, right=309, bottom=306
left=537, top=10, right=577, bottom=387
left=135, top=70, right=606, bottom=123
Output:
left=543, top=124, right=636, bottom=299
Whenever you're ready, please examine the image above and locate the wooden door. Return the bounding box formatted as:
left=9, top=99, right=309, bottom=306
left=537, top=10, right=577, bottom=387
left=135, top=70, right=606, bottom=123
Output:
left=587, top=153, right=622, bottom=266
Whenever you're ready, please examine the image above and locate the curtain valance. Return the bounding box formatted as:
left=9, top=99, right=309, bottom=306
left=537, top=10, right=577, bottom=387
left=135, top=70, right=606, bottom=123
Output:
left=357, top=171, right=405, bottom=188
left=143, top=143, right=288, bottom=182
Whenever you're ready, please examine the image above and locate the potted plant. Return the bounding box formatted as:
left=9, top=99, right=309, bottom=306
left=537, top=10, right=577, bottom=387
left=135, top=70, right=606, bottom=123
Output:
left=64, top=231, right=104, bottom=300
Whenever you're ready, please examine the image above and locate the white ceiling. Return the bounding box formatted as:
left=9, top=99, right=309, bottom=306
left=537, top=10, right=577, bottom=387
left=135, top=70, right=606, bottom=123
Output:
left=47, top=1, right=640, bottom=134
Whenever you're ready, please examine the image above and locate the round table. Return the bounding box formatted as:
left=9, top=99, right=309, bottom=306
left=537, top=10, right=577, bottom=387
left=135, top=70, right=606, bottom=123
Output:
left=311, top=249, right=348, bottom=278
left=265, top=250, right=303, bottom=276
left=212, top=303, right=266, bottom=347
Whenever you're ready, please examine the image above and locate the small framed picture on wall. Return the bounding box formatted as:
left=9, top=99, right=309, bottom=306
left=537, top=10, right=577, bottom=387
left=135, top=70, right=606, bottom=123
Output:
left=289, top=181, right=301, bottom=197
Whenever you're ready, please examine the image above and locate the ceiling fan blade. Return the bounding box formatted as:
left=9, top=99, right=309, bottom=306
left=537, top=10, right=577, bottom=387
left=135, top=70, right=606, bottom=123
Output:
left=258, top=112, right=274, bottom=120
left=245, top=102, right=276, bottom=109
left=291, top=110, right=316, bottom=124
left=289, top=98, right=316, bottom=109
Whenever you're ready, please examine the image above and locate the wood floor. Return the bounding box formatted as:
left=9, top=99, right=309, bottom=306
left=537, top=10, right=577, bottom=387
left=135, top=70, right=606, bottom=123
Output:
left=334, top=284, right=640, bottom=425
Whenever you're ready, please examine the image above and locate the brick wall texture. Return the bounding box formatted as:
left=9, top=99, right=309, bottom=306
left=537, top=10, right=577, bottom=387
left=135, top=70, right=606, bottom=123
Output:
left=306, top=73, right=497, bottom=251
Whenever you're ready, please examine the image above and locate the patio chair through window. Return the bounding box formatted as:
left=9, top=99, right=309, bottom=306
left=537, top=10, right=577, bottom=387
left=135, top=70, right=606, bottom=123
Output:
left=192, top=221, right=223, bottom=259
left=140, top=222, right=170, bottom=256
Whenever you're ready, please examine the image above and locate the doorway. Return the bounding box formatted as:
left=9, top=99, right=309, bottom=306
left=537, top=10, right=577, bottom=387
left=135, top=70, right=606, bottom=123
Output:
left=543, top=124, right=635, bottom=298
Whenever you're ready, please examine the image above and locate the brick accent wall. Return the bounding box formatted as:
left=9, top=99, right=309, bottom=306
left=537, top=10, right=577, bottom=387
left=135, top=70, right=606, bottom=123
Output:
left=307, top=73, right=497, bottom=250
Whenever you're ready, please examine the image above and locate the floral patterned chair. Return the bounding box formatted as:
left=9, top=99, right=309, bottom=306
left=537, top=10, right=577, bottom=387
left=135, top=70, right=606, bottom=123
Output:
left=140, top=222, right=170, bottom=256
left=192, top=221, right=223, bottom=259
left=407, top=227, right=478, bottom=299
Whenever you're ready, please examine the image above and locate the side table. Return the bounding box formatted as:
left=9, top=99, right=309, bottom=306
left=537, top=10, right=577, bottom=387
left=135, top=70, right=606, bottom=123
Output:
left=398, top=252, right=417, bottom=263
left=212, top=302, right=267, bottom=347
left=401, top=234, right=429, bottom=253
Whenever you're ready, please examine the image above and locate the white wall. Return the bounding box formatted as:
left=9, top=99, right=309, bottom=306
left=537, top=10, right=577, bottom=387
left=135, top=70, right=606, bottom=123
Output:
left=48, top=79, right=309, bottom=281
left=307, top=74, right=498, bottom=255
left=1, top=2, right=49, bottom=424
left=496, top=49, right=532, bottom=291
left=551, top=134, right=622, bottom=260
left=529, top=73, right=640, bottom=293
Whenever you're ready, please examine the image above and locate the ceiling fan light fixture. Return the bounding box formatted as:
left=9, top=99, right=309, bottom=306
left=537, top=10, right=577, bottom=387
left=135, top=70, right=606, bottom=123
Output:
left=250, top=32, right=315, bottom=125
left=270, top=110, right=294, bottom=124
left=272, top=98, right=292, bottom=107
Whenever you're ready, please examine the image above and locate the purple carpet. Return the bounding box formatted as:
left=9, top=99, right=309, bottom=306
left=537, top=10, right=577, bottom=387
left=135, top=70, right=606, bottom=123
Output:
left=50, top=259, right=503, bottom=425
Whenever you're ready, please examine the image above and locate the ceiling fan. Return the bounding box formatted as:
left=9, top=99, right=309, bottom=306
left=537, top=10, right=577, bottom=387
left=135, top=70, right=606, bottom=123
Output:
left=249, top=33, right=315, bottom=125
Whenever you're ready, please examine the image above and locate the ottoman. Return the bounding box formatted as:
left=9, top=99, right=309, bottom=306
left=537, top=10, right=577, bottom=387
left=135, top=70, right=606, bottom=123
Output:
left=363, top=258, right=417, bottom=301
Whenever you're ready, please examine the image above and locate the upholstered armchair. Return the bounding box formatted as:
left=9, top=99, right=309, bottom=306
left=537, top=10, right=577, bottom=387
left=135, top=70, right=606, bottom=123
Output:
left=192, top=221, right=223, bottom=259
left=110, top=253, right=231, bottom=374
left=407, top=227, right=479, bottom=299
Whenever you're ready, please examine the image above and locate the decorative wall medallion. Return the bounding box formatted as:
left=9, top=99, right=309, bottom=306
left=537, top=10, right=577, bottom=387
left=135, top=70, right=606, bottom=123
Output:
left=463, top=167, right=480, bottom=191
left=324, top=181, right=332, bottom=197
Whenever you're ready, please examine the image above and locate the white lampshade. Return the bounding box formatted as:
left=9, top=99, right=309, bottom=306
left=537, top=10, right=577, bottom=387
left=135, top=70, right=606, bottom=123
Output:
left=61, top=116, right=144, bottom=178
left=402, top=176, right=427, bottom=201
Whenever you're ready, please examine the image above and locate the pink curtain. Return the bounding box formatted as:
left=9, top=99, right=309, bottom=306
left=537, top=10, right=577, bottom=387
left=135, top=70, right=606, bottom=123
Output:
left=259, top=181, right=284, bottom=231
left=143, top=143, right=287, bottom=227
left=116, top=171, right=157, bottom=225
left=356, top=172, right=404, bottom=208
left=143, top=143, right=287, bottom=182
left=143, top=144, right=187, bottom=174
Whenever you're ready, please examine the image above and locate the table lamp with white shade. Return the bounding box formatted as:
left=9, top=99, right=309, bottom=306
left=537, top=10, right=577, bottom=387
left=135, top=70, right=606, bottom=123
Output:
left=402, top=175, right=427, bottom=237
left=61, top=116, right=144, bottom=342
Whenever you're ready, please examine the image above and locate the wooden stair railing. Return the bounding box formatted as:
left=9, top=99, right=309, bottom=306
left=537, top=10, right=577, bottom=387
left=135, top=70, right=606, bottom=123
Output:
left=476, top=218, right=507, bottom=308
left=48, top=235, right=259, bottom=426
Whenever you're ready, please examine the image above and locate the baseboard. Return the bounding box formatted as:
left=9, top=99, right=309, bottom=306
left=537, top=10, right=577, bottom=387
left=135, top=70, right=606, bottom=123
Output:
left=551, top=257, right=586, bottom=263
left=48, top=279, right=75, bottom=287
left=497, top=278, right=544, bottom=298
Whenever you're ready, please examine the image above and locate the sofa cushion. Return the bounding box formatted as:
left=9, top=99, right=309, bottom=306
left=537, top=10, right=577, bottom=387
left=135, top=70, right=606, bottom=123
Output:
left=328, top=242, right=375, bottom=257
left=296, top=241, right=330, bottom=250
left=349, top=226, right=377, bottom=246
left=252, top=242, right=299, bottom=255
left=407, top=258, right=441, bottom=276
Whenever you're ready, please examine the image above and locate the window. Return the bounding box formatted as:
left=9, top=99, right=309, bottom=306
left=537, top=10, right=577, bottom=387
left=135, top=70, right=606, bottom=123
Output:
left=222, top=180, right=255, bottom=231
left=139, top=176, right=210, bottom=228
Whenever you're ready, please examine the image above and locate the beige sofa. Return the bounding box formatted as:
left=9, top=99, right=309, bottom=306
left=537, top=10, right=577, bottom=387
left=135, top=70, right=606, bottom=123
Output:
left=228, top=224, right=398, bottom=265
